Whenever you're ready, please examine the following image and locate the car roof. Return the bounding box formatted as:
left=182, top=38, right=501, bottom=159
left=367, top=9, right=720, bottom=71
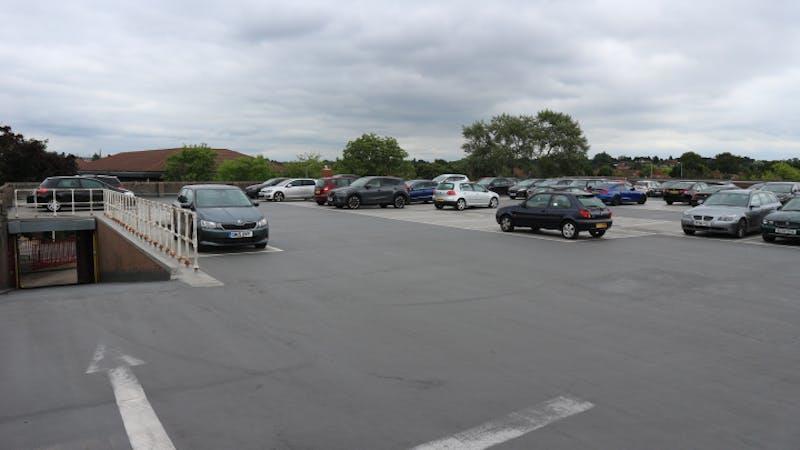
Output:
left=184, top=184, right=241, bottom=190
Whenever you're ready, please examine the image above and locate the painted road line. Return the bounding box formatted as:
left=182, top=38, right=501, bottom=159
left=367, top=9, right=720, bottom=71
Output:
left=198, top=245, right=284, bottom=258
left=412, top=395, right=594, bottom=450
left=86, top=344, right=176, bottom=450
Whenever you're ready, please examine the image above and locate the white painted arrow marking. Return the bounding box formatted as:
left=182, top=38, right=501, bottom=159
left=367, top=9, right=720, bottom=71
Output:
left=86, top=344, right=175, bottom=450
left=412, top=395, right=594, bottom=450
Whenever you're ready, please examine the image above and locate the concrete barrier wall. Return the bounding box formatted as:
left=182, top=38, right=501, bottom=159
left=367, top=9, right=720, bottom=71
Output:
left=123, top=181, right=260, bottom=197
left=95, top=219, right=171, bottom=282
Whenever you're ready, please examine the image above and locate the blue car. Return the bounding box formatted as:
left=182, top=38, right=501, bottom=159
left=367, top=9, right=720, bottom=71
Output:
left=406, top=180, right=437, bottom=203
left=594, top=182, right=647, bottom=205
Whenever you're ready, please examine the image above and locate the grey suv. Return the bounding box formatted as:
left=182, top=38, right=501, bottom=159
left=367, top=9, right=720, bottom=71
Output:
left=330, top=176, right=410, bottom=209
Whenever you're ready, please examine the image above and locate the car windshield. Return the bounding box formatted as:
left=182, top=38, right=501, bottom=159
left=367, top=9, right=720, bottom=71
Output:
left=783, top=198, right=800, bottom=211
left=195, top=189, right=252, bottom=208
left=569, top=180, right=587, bottom=187
left=763, top=184, right=793, bottom=193
left=672, top=181, right=695, bottom=189
left=578, top=196, right=606, bottom=208
left=437, top=182, right=454, bottom=190
left=537, top=179, right=557, bottom=186
left=518, top=179, right=537, bottom=187
left=265, top=178, right=285, bottom=186
left=596, top=183, right=620, bottom=190
left=433, top=175, right=457, bottom=183
left=703, top=192, right=749, bottom=207
left=349, top=177, right=371, bottom=188
left=477, top=178, right=492, bottom=185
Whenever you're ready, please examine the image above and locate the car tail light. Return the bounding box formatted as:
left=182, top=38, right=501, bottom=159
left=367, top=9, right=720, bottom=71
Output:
left=36, top=187, right=48, bottom=195
left=608, top=210, right=612, bottom=217
left=322, top=185, right=330, bottom=191
left=446, top=190, right=456, bottom=196
left=578, top=209, right=591, bottom=219
left=597, top=189, right=608, bottom=194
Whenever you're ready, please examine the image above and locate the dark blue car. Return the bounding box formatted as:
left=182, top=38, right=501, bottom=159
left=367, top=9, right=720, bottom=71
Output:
left=594, top=182, right=647, bottom=206
left=406, top=180, right=437, bottom=203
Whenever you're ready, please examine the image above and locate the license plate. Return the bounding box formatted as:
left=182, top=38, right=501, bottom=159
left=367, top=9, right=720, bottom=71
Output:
left=669, top=190, right=680, bottom=194
left=776, top=228, right=796, bottom=235
left=694, top=220, right=710, bottom=227
left=435, top=198, right=444, bottom=203
left=315, top=189, right=321, bottom=194
left=595, top=223, right=608, bottom=229
left=229, top=230, right=254, bottom=238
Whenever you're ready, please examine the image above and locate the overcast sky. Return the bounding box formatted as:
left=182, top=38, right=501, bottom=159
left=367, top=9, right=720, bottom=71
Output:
left=2, top=0, right=799, bottom=161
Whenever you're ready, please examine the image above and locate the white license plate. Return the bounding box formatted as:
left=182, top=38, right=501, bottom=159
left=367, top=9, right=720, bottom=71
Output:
left=229, top=230, right=254, bottom=238
left=775, top=228, right=796, bottom=235
left=694, top=220, right=710, bottom=227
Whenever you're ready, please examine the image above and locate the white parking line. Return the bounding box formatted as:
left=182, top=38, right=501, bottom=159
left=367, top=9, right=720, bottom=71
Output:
left=412, top=395, right=594, bottom=450
left=198, top=245, right=284, bottom=258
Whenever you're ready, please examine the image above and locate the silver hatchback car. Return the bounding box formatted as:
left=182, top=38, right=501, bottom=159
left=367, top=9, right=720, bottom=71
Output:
left=434, top=181, right=500, bottom=211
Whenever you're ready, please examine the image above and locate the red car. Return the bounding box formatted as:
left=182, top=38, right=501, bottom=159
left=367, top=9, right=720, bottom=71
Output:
left=314, top=175, right=360, bottom=205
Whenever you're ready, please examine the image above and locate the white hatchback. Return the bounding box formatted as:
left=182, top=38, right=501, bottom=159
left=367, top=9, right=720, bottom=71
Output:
left=260, top=178, right=316, bottom=201
left=434, top=181, right=500, bottom=211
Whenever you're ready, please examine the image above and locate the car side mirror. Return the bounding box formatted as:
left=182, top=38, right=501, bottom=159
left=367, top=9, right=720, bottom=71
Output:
left=285, top=184, right=293, bottom=188
left=251, top=200, right=259, bottom=207
left=365, top=185, right=372, bottom=189
left=749, top=205, right=757, bottom=210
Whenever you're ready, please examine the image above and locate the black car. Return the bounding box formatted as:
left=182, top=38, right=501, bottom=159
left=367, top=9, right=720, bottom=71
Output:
left=175, top=185, right=268, bottom=250
left=496, top=192, right=612, bottom=239
left=507, top=179, right=540, bottom=199
left=244, top=177, right=288, bottom=199
left=330, top=176, right=410, bottom=209
left=762, top=197, right=800, bottom=242
left=79, top=174, right=124, bottom=189
left=27, top=176, right=130, bottom=212
left=759, top=182, right=800, bottom=204
left=476, top=177, right=515, bottom=195
left=663, top=181, right=709, bottom=205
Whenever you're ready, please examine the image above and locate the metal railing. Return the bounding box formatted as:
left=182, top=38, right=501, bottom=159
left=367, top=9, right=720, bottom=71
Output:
left=13, top=188, right=106, bottom=217
left=103, top=190, right=199, bottom=270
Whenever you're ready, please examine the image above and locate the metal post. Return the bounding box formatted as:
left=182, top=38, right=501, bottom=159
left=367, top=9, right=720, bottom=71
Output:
left=14, top=190, right=19, bottom=218
left=71, top=189, right=75, bottom=214
left=53, top=189, right=58, bottom=217
left=89, top=189, right=93, bottom=215
left=193, top=211, right=199, bottom=270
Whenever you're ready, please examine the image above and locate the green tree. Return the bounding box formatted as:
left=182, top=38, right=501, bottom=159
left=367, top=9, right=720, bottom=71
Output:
left=283, top=152, right=325, bottom=178
left=591, top=152, right=616, bottom=169
left=596, top=165, right=614, bottom=177
left=713, top=152, right=744, bottom=176
left=337, top=133, right=410, bottom=176
left=216, top=156, right=275, bottom=181
left=0, top=124, right=78, bottom=183
left=462, top=110, right=590, bottom=178
left=164, top=144, right=217, bottom=181
left=670, top=151, right=707, bottom=178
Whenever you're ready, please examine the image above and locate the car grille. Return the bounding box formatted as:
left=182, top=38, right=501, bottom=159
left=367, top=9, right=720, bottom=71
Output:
left=222, top=222, right=256, bottom=230
left=693, top=215, right=714, bottom=221
left=774, top=221, right=800, bottom=229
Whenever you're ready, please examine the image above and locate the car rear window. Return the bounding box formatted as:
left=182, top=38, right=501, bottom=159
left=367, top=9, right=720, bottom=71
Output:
left=97, top=176, right=121, bottom=187
left=578, top=196, right=606, bottom=208
left=315, top=179, right=325, bottom=187
left=437, top=183, right=454, bottom=190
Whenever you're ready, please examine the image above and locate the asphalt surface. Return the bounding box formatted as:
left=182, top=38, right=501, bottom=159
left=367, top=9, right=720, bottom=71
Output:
left=2, top=196, right=800, bottom=449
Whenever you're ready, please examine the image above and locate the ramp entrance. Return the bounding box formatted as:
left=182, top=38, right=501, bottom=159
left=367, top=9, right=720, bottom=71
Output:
left=14, top=230, right=96, bottom=288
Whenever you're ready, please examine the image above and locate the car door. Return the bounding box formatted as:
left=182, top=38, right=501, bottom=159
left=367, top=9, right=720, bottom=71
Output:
left=361, top=178, right=382, bottom=204
left=471, top=183, right=492, bottom=206
left=79, top=178, right=106, bottom=206
left=759, top=192, right=780, bottom=224
left=516, top=194, right=550, bottom=227
left=546, top=194, right=574, bottom=228
left=620, top=183, right=634, bottom=202
left=301, top=179, right=316, bottom=198
left=458, top=182, right=474, bottom=205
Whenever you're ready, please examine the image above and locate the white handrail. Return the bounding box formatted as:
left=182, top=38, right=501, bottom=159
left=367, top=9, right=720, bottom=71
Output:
left=103, top=190, right=199, bottom=270
left=13, top=188, right=106, bottom=217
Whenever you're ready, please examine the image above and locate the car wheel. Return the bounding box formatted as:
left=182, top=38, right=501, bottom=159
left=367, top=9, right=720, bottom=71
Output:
left=734, top=219, right=747, bottom=238
left=489, top=197, right=499, bottom=208
left=683, top=228, right=696, bottom=235
left=456, top=199, right=466, bottom=211
left=589, top=229, right=606, bottom=238
left=393, top=195, right=406, bottom=209
left=380, top=204, right=388, bottom=208
left=46, top=200, right=62, bottom=212
left=690, top=201, right=697, bottom=206
left=347, top=195, right=361, bottom=209
left=560, top=220, right=578, bottom=239
left=254, top=243, right=267, bottom=249
left=762, top=233, right=776, bottom=242
left=666, top=200, right=674, bottom=205
left=499, top=215, right=514, bottom=232
left=424, top=200, right=431, bottom=204
left=434, top=204, right=444, bottom=210
left=638, top=196, right=647, bottom=204
left=316, top=200, right=326, bottom=206
left=612, top=195, right=621, bottom=206
left=273, top=192, right=284, bottom=202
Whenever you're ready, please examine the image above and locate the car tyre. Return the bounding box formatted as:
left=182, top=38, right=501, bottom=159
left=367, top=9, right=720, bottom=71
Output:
left=734, top=219, right=747, bottom=238
left=666, top=200, right=674, bottom=205
left=499, top=215, right=514, bottom=232
left=380, top=204, right=388, bottom=208
left=46, top=200, right=62, bottom=212
left=273, top=192, right=284, bottom=202
left=589, top=229, right=606, bottom=238
left=316, top=200, right=326, bottom=206
left=762, top=233, right=776, bottom=242
left=456, top=199, right=466, bottom=211
left=489, top=197, right=499, bottom=208
left=638, top=196, right=647, bottom=204
left=612, top=195, right=621, bottom=206
left=254, top=243, right=267, bottom=249
left=560, top=220, right=578, bottom=239
left=434, top=204, right=444, bottom=210
left=393, top=195, right=406, bottom=209
left=347, top=195, right=361, bottom=209
left=683, top=228, right=696, bottom=235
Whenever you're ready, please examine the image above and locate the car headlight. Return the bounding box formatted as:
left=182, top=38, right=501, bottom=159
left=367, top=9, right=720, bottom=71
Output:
left=200, top=219, right=222, bottom=229
left=256, top=217, right=268, bottom=227
left=261, top=189, right=273, bottom=193
left=682, top=210, right=692, bottom=216
left=718, top=215, right=737, bottom=222
left=763, top=219, right=773, bottom=225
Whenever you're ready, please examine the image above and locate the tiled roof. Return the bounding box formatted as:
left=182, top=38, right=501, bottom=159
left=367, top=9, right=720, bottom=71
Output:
left=77, top=148, right=250, bottom=173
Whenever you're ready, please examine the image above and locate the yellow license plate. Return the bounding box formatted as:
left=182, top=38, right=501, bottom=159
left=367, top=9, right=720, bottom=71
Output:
left=595, top=223, right=608, bottom=229
left=315, top=190, right=321, bottom=194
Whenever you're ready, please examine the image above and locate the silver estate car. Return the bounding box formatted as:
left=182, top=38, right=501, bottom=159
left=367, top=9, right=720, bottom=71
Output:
left=681, top=189, right=782, bottom=238
left=434, top=181, right=500, bottom=211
